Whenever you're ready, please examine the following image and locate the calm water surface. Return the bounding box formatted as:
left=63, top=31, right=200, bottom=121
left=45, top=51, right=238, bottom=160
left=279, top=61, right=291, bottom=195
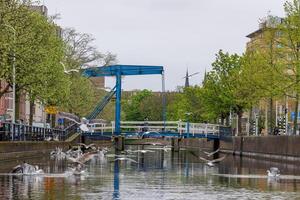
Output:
left=1, top=145, right=300, bottom=200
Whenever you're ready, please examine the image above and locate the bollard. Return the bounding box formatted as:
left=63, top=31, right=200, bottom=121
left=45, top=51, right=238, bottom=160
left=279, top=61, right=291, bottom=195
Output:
left=114, top=135, right=125, bottom=151
left=171, top=138, right=181, bottom=152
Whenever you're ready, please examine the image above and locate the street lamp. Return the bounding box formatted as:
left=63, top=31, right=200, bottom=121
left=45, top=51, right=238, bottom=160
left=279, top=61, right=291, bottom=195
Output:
left=3, top=24, right=16, bottom=124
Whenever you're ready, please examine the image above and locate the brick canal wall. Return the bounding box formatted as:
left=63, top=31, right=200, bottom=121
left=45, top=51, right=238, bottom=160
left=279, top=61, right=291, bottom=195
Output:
left=220, top=136, right=300, bottom=162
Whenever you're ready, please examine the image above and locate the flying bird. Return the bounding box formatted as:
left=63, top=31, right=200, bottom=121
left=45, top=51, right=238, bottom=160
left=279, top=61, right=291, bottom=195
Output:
left=199, top=156, right=226, bottom=167
left=203, top=148, right=220, bottom=157
left=114, top=157, right=138, bottom=163
left=59, top=115, right=89, bottom=132
left=60, top=62, right=79, bottom=74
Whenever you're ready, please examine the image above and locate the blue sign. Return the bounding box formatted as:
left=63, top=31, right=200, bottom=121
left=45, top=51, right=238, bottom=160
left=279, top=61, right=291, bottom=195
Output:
left=291, top=112, right=300, bottom=120
left=57, top=118, right=64, bottom=125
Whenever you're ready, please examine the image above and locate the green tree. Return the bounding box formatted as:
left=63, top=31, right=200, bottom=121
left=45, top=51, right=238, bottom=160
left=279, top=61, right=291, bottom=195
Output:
left=0, top=1, right=70, bottom=122
left=61, top=28, right=117, bottom=118
left=279, top=0, right=300, bottom=134
left=123, top=90, right=153, bottom=121
left=202, top=50, right=249, bottom=133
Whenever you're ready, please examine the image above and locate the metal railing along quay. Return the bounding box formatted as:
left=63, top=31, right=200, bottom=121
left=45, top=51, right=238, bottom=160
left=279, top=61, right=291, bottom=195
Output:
left=0, top=122, right=79, bottom=141
left=88, top=121, right=232, bottom=137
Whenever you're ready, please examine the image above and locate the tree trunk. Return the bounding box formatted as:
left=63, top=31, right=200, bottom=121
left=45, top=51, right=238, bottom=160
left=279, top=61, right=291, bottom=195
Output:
left=220, top=116, right=225, bottom=125
left=51, top=114, right=56, bottom=128
left=237, top=111, right=243, bottom=136
left=29, top=99, right=35, bottom=126
left=293, top=94, right=299, bottom=135
left=15, top=92, right=20, bottom=122
left=269, top=97, right=274, bottom=135
left=225, top=115, right=230, bottom=126
left=248, top=106, right=253, bottom=135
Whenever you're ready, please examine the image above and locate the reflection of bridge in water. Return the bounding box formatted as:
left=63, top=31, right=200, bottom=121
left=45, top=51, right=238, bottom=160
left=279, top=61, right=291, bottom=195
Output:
left=83, top=121, right=231, bottom=140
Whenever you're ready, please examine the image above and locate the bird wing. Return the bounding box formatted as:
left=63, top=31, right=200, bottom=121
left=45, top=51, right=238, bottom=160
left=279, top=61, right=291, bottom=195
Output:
left=78, top=143, right=87, bottom=148
left=11, top=165, right=22, bottom=173
left=79, top=124, right=89, bottom=132
left=87, top=144, right=96, bottom=148
left=207, top=148, right=220, bottom=157
left=210, top=156, right=226, bottom=163
left=68, top=69, right=79, bottom=73
left=199, top=156, right=210, bottom=163
left=126, top=158, right=138, bottom=163
left=203, top=148, right=220, bottom=157
left=61, top=116, right=80, bottom=124
left=78, top=152, right=96, bottom=164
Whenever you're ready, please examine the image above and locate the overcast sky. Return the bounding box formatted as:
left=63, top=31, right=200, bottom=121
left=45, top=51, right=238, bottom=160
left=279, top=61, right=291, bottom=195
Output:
left=45, top=0, right=286, bottom=91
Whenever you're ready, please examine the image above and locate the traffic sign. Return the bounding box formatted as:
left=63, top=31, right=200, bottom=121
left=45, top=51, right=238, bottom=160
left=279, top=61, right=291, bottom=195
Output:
left=45, top=106, right=58, bottom=114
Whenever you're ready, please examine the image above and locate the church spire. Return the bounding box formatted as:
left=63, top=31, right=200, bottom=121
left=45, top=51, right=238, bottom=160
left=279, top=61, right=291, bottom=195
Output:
left=185, top=69, right=190, bottom=88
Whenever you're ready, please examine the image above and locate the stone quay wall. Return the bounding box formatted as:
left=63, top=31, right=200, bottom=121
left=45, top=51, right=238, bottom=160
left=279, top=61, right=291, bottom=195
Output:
left=220, top=136, right=300, bottom=162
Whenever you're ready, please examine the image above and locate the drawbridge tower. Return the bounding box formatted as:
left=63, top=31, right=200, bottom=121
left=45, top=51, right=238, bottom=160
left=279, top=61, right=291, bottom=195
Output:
left=83, top=65, right=165, bottom=135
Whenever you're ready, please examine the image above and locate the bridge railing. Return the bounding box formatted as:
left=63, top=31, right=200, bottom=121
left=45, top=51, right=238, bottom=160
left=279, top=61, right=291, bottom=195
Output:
left=90, top=121, right=229, bottom=136
left=0, top=122, right=66, bottom=141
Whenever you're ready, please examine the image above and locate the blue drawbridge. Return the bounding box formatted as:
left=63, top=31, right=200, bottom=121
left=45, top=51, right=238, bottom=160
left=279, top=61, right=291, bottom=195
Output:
left=86, top=86, right=116, bottom=120
left=83, top=65, right=165, bottom=135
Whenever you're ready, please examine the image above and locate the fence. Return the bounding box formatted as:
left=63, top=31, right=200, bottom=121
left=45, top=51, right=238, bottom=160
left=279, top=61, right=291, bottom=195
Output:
left=0, top=122, right=78, bottom=141
left=89, top=121, right=231, bottom=136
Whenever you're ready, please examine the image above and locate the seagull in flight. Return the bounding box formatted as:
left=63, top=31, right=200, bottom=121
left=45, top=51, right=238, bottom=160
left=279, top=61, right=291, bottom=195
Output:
left=129, top=150, right=155, bottom=154
left=203, top=148, right=220, bottom=157
left=114, top=157, right=138, bottom=163
left=59, top=115, right=89, bottom=132
left=60, top=62, right=79, bottom=74
left=199, top=156, right=226, bottom=167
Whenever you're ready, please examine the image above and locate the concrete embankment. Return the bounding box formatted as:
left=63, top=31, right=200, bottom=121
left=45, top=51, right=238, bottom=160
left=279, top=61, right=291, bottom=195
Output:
left=220, top=136, right=300, bottom=163
left=0, top=136, right=111, bottom=162
left=0, top=141, right=72, bottom=161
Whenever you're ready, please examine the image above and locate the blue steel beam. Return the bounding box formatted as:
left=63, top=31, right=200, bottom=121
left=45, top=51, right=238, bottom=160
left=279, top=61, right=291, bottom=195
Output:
left=83, top=65, right=164, bottom=77
left=83, top=65, right=164, bottom=135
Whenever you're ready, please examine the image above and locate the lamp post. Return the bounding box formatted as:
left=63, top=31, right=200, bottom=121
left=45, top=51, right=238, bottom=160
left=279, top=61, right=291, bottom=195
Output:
left=3, top=24, right=16, bottom=125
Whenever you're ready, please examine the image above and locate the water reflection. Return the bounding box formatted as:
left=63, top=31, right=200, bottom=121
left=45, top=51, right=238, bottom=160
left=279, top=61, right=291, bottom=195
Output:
left=113, top=156, right=120, bottom=200
left=1, top=146, right=300, bottom=199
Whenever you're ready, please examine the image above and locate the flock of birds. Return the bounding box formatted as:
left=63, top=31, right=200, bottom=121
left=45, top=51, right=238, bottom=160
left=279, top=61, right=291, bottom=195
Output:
left=8, top=143, right=281, bottom=179
left=11, top=143, right=108, bottom=176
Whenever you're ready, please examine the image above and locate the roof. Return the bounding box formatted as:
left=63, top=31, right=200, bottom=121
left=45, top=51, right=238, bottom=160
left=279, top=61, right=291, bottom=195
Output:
left=246, top=29, right=263, bottom=38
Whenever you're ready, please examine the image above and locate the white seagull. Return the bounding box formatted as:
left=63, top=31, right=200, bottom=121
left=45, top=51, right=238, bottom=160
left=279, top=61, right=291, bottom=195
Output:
left=267, top=167, right=280, bottom=177
left=60, top=116, right=89, bottom=132
left=203, top=148, right=220, bottom=157
left=130, top=150, right=155, bottom=154
left=60, top=62, right=79, bottom=74
left=114, top=157, right=138, bottom=163
left=199, top=156, right=226, bottom=167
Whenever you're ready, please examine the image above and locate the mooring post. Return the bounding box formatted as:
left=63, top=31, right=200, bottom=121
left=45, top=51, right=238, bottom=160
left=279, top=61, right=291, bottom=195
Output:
left=213, top=139, right=220, bottom=159
left=171, top=138, right=181, bottom=152
left=114, top=135, right=125, bottom=151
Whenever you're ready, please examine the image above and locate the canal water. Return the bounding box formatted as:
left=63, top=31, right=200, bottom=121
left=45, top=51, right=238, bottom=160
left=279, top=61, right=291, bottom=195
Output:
left=1, top=145, right=300, bottom=200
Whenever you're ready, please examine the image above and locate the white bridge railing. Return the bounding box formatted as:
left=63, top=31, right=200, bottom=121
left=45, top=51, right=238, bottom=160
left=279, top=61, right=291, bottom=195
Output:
left=88, top=121, right=221, bottom=136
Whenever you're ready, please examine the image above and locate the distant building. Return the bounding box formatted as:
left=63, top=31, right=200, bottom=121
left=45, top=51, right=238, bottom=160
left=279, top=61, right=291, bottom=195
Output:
left=30, top=5, right=48, bottom=16
left=243, top=16, right=293, bottom=136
